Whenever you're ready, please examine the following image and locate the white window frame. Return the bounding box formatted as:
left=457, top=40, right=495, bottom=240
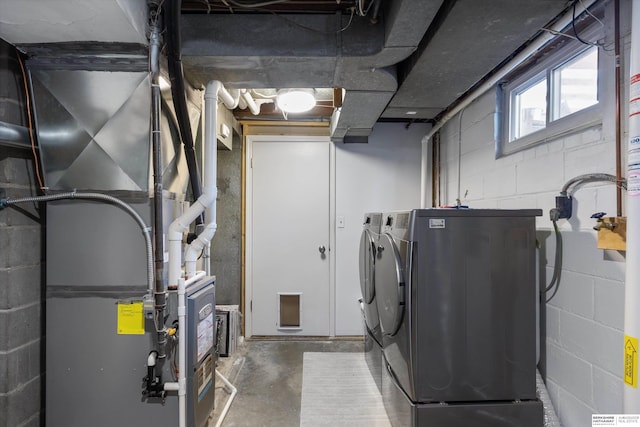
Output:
left=496, top=24, right=604, bottom=157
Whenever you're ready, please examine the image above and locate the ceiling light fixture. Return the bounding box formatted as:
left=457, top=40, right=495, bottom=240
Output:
left=276, top=89, right=316, bottom=113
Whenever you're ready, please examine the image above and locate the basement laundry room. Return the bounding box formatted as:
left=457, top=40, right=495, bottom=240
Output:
left=0, top=0, right=637, bottom=426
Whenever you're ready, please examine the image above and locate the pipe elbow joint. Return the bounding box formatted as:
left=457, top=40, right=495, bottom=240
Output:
left=168, top=224, right=185, bottom=242
left=205, top=81, right=223, bottom=99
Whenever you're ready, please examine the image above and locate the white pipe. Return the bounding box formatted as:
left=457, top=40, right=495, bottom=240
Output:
left=147, top=351, right=157, bottom=367
left=624, top=0, right=640, bottom=413
left=420, top=0, right=598, bottom=146
left=214, top=369, right=238, bottom=427
left=185, top=270, right=206, bottom=286
left=184, top=81, right=235, bottom=276
left=205, top=243, right=211, bottom=276
left=178, top=278, right=187, bottom=427
left=163, top=277, right=187, bottom=425
left=171, top=81, right=236, bottom=283
left=240, top=89, right=261, bottom=115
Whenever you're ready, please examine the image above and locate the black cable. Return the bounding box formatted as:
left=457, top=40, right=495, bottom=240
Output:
left=572, top=0, right=593, bottom=46
left=542, top=220, right=563, bottom=303
left=225, top=0, right=290, bottom=7
left=164, top=0, right=204, bottom=227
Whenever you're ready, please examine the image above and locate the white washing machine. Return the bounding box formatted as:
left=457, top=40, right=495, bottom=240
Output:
left=359, top=212, right=383, bottom=392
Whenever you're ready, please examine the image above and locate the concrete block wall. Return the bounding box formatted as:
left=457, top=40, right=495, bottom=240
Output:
left=433, top=2, right=629, bottom=425
left=0, top=40, right=43, bottom=427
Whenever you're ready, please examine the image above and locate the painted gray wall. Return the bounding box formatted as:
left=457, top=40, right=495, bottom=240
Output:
left=0, top=39, right=42, bottom=427
left=335, top=122, right=429, bottom=334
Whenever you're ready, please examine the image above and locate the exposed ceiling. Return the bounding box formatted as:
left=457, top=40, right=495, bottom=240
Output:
left=180, top=0, right=574, bottom=140
left=0, top=0, right=574, bottom=141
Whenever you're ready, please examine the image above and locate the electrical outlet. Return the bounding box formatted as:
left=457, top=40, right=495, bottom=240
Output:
left=555, top=195, right=572, bottom=219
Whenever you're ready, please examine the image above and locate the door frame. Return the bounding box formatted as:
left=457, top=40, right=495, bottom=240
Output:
left=244, top=134, right=336, bottom=338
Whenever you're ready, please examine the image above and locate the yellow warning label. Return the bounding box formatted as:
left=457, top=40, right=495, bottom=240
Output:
left=117, top=301, right=145, bottom=335
left=625, top=335, right=639, bottom=388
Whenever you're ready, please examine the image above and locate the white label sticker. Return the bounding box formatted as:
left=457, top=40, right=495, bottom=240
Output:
left=592, top=414, right=640, bottom=426
left=630, top=149, right=640, bottom=171
left=197, top=312, right=214, bottom=362
left=629, top=172, right=640, bottom=197
left=429, top=218, right=446, bottom=229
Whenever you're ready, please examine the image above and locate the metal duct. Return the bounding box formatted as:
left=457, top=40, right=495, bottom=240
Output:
left=0, top=0, right=148, bottom=45
left=29, top=68, right=151, bottom=191
left=180, top=0, right=444, bottom=141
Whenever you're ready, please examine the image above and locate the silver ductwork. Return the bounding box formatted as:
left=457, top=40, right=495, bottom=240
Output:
left=29, top=68, right=151, bottom=191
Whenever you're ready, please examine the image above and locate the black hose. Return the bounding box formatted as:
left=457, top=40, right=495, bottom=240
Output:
left=164, top=0, right=204, bottom=226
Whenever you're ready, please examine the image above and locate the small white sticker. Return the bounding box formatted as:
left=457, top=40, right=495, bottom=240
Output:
left=429, top=218, right=445, bottom=229
left=629, top=172, right=640, bottom=197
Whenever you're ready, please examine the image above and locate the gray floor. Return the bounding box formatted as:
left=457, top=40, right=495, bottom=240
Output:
left=210, top=339, right=364, bottom=427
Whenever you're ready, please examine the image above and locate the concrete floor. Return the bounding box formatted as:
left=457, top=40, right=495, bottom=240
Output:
left=209, top=338, right=364, bottom=427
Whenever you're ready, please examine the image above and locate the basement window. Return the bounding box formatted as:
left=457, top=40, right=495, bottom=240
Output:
left=497, top=21, right=603, bottom=157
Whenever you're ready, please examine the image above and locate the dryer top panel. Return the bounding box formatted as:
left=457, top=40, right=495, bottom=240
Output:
left=412, top=208, right=542, bottom=218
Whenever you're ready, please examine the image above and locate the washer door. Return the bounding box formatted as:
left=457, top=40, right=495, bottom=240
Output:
left=359, top=229, right=376, bottom=304
left=374, top=232, right=405, bottom=336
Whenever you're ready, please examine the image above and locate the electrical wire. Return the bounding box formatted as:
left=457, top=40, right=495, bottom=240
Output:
left=541, top=219, right=563, bottom=303
left=250, top=89, right=278, bottom=99
left=356, top=0, right=376, bottom=17
left=16, top=50, right=44, bottom=192
left=544, top=173, right=626, bottom=302
left=540, top=1, right=611, bottom=51
left=0, top=191, right=154, bottom=298
left=269, top=6, right=355, bottom=34
left=224, top=0, right=291, bottom=8
left=572, top=0, right=612, bottom=51
left=572, top=0, right=592, bottom=46
left=540, top=28, right=608, bottom=50
left=578, top=0, right=605, bottom=27
left=561, top=173, right=627, bottom=196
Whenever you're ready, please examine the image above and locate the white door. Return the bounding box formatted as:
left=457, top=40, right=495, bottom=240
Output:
left=247, top=135, right=332, bottom=336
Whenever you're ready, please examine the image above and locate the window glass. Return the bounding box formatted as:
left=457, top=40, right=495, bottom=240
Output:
left=497, top=19, right=603, bottom=158
left=511, top=77, right=547, bottom=140
left=552, top=46, right=598, bottom=120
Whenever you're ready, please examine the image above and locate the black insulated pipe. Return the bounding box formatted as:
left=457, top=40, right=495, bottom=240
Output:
left=164, top=0, right=204, bottom=227
left=150, top=9, right=167, bottom=358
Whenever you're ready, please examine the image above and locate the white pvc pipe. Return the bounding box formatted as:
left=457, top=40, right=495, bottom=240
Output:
left=240, top=89, right=261, bottom=115
left=168, top=196, right=212, bottom=287
left=169, top=82, right=247, bottom=286
left=185, top=270, right=206, bottom=286
left=419, top=0, right=598, bottom=146
left=184, top=81, right=231, bottom=276
left=164, top=277, right=187, bottom=426
left=177, top=277, right=187, bottom=427
left=624, top=0, right=640, bottom=413
left=214, top=369, right=238, bottom=427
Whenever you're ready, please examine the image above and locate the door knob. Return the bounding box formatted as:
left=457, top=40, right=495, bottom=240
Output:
left=319, top=245, right=326, bottom=254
